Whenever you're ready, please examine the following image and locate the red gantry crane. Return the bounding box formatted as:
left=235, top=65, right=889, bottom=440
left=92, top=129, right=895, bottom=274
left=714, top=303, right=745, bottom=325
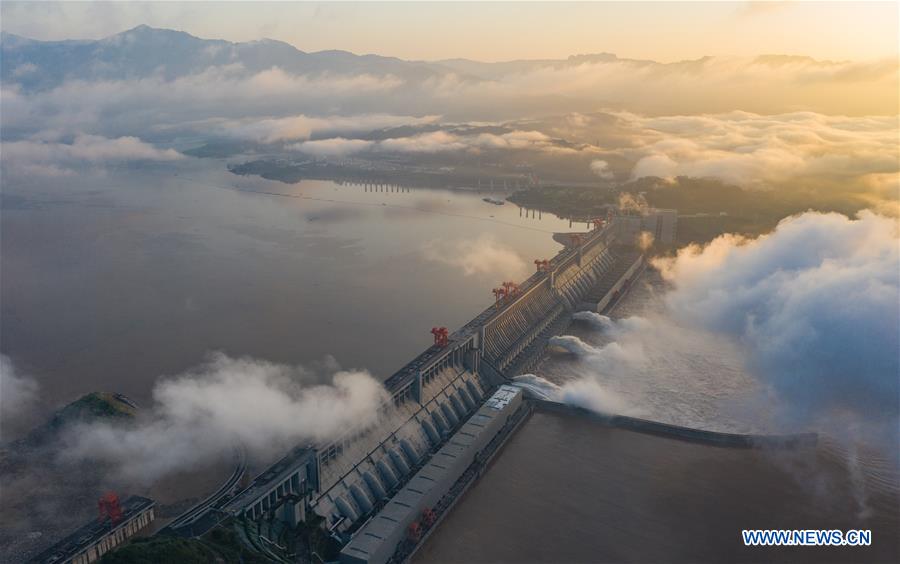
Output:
left=493, top=281, right=520, bottom=305
left=501, top=281, right=519, bottom=297
left=430, top=327, right=449, bottom=347
left=421, top=508, right=437, bottom=528
left=98, top=492, right=124, bottom=524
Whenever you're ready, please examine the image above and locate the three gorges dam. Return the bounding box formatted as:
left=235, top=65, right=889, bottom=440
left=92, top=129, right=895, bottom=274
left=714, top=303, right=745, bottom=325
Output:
left=180, top=212, right=642, bottom=559
left=47, top=209, right=813, bottom=564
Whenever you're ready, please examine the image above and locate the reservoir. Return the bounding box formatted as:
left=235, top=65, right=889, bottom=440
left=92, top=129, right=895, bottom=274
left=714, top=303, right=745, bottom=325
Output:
left=0, top=157, right=580, bottom=417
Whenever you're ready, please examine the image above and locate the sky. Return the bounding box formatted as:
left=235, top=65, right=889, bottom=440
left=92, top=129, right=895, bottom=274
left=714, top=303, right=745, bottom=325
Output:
left=1, top=1, right=897, bottom=63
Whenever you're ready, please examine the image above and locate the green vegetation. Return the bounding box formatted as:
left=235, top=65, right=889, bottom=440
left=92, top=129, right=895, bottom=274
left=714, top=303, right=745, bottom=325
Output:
left=101, top=528, right=270, bottom=564
left=49, top=392, right=135, bottom=430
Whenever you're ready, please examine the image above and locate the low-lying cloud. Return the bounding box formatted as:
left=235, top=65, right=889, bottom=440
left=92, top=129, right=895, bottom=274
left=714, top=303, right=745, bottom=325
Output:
left=223, top=113, right=440, bottom=144
left=439, top=54, right=898, bottom=117
left=0, top=66, right=405, bottom=140
left=60, top=352, right=388, bottom=483
left=422, top=233, right=528, bottom=280
left=538, top=110, right=900, bottom=194
left=622, top=111, right=899, bottom=188
left=289, top=128, right=583, bottom=158
left=654, top=211, right=899, bottom=447
left=589, top=159, right=614, bottom=180
left=0, top=355, right=39, bottom=435
left=0, top=134, right=183, bottom=177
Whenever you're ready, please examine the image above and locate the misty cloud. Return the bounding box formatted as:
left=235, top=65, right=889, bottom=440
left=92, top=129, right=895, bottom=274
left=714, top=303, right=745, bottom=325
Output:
left=589, top=159, right=614, bottom=180
left=654, top=211, right=899, bottom=446
left=60, top=353, right=388, bottom=483
left=3, top=28, right=897, bottom=158
left=290, top=137, right=374, bottom=157
left=440, top=54, right=898, bottom=117
left=0, top=66, right=405, bottom=140
left=290, top=129, right=588, bottom=158
left=0, top=355, right=39, bottom=431
left=422, top=233, right=528, bottom=280
left=223, top=113, right=439, bottom=144
left=0, top=134, right=183, bottom=177
left=379, top=130, right=468, bottom=153
left=619, top=111, right=899, bottom=189
left=3, top=27, right=894, bottom=200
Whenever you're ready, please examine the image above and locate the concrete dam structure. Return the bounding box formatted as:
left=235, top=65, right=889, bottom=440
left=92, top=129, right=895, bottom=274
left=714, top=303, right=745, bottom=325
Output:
left=172, top=217, right=647, bottom=563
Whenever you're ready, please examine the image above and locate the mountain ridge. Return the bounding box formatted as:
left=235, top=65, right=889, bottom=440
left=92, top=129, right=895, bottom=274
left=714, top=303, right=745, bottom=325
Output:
left=3, top=24, right=863, bottom=94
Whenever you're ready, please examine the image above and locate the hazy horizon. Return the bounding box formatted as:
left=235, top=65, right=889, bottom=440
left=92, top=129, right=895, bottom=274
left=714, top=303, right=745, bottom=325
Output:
left=2, top=1, right=897, bottom=64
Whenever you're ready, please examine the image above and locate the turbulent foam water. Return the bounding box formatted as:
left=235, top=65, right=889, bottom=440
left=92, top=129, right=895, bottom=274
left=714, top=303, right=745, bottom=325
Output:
left=511, top=373, right=637, bottom=417
left=510, top=374, right=564, bottom=402
left=539, top=274, right=774, bottom=434
left=571, top=311, right=615, bottom=331
left=546, top=334, right=602, bottom=357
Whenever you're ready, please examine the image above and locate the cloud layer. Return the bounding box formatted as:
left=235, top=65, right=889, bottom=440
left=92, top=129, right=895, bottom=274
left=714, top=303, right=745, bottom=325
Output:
left=2, top=28, right=896, bottom=197
left=1, top=134, right=183, bottom=177
left=621, top=112, right=899, bottom=188
left=61, top=353, right=388, bottom=483
left=654, top=211, right=899, bottom=444
left=422, top=234, right=528, bottom=280
left=0, top=355, right=39, bottom=434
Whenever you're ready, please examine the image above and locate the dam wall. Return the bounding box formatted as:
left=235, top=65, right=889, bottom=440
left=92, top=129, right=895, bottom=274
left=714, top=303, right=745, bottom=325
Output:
left=532, top=400, right=818, bottom=449
left=306, top=223, right=631, bottom=533
left=218, top=217, right=658, bottom=549
left=474, top=222, right=620, bottom=374
left=579, top=250, right=644, bottom=313
left=312, top=366, right=492, bottom=535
